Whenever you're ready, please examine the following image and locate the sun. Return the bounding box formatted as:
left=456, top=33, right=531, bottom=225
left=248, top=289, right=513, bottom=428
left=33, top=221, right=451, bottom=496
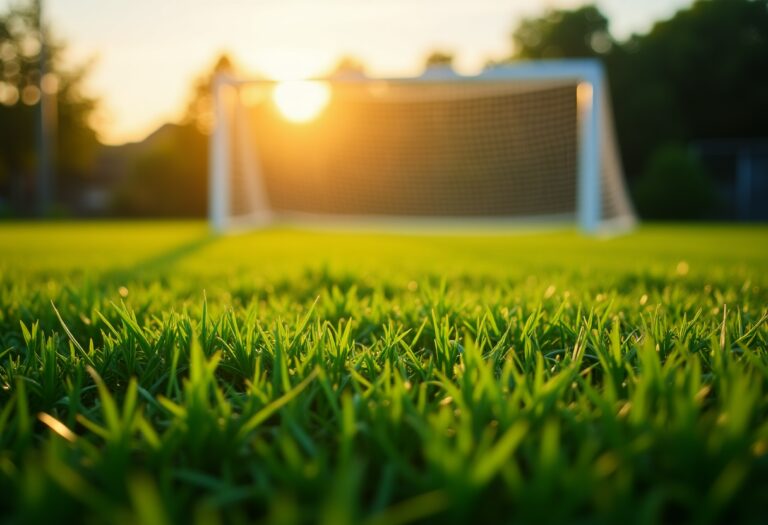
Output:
left=273, top=81, right=331, bottom=123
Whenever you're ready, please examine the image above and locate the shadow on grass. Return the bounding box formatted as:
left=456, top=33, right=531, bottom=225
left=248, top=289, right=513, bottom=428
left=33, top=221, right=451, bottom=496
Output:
left=100, top=234, right=217, bottom=284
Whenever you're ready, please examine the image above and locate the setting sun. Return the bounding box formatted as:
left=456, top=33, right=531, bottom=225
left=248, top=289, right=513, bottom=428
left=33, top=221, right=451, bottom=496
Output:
left=273, top=81, right=331, bottom=123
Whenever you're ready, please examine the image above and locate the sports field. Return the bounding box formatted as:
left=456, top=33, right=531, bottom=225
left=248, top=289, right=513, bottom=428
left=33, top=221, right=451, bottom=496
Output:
left=1, top=222, right=767, bottom=524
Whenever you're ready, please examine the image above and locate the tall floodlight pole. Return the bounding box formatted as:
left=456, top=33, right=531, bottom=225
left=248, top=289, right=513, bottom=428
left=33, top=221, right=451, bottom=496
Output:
left=36, top=0, right=55, bottom=216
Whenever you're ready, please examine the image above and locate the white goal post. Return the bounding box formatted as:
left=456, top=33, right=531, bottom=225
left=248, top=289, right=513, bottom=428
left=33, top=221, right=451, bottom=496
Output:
left=209, top=59, right=636, bottom=233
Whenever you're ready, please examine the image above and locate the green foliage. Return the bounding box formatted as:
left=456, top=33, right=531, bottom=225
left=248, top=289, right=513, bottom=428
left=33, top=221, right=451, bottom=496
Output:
left=512, top=5, right=613, bottom=59
left=508, top=0, right=768, bottom=193
left=0, top=223, right=767, bottom=523
left=633, top=145, right=716, bottom=220
left=609, top=0, right=768, bottom=178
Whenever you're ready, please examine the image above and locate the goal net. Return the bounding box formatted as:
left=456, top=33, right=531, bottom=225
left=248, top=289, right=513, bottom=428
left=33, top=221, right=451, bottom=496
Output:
left=209, top=60, right=636, bottom=233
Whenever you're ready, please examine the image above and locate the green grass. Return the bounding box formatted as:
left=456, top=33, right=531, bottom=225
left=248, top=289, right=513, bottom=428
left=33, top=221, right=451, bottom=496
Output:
left=1, top=222, right=767, bottom=524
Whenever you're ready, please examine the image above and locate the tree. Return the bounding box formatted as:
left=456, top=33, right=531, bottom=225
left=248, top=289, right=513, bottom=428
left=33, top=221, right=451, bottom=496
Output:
left=329, top=55, right=366, bottom=78
left=183, top=54, right=233, bottom=135
left=512, top=5, right=613, bottom=59
left=0, top=0, right=98, bottom=216
left=424, top=50, right=455, bottom=69
left=632, top=144, right=716, bottom=219
left=610, top=0, right=768, bottom=176
left=111, top=123, right=208, bottom=217
left=112, top=54, right=235, bottom=217
left=505, top=0, right=768, bottom=221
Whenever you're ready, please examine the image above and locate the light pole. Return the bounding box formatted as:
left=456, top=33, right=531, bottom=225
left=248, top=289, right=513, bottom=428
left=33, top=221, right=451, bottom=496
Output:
left=36, top=0, right=55, bottom=216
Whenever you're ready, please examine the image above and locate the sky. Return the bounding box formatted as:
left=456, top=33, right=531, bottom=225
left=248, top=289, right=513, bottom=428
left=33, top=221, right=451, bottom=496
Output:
left=4, top=0, right=692, bottom=145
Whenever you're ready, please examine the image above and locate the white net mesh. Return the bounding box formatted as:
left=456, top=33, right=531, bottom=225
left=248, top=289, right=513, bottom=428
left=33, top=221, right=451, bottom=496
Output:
left=216, top=73, right=635, bottom=230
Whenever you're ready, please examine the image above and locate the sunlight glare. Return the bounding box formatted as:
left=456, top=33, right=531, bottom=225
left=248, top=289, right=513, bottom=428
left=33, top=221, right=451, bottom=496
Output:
left=273, top=81, right=331, bottom=123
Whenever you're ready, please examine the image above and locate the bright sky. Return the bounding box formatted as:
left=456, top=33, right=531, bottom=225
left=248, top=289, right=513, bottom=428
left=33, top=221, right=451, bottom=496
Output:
left=5, top=0, right=691, bottom=144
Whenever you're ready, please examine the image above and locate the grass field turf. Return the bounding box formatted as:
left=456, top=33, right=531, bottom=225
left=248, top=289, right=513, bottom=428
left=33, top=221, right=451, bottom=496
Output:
left=1, top=222, right=767, bottom=524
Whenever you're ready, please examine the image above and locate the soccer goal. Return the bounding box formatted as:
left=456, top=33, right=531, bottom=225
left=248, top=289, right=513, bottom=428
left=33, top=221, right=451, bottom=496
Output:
left=209, top=59, right=636, bottom=233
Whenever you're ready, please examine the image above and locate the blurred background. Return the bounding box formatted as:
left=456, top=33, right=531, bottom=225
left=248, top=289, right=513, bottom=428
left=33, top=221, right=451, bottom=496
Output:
left=0, top=0, right=766, bottom=222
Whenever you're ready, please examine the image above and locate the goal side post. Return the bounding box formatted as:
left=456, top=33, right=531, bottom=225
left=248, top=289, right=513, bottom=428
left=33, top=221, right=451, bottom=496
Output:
left=209, top=75, right=231, bottom=232
left=479, top=59, right=627, bottom=233
left=576, top=66, right=602, bottom=233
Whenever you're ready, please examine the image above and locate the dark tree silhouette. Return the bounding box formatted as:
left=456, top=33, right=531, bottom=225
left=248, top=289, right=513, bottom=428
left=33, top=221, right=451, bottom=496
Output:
left=330, top=55, right=366, bottom=78
left=424, top=51, right=455, bottom=69
left=512, top=5, right=613, bottom=59
left=111, top=55, right=235, bottom=217
left=184, top=54, right=234, bottom=135
left=0, top=0, right=98, bottom=216
left=507, top=1, right=768, bottom=219
left=609, top=0, right=768, bottom=175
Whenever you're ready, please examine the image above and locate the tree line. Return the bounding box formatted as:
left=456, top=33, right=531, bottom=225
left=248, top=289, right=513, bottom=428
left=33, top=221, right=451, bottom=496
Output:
left=0, top=0, right=98, bottom=217
left=509, top=2, right=767, bottom=218
left=1, top=0, right=766, bottom=219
